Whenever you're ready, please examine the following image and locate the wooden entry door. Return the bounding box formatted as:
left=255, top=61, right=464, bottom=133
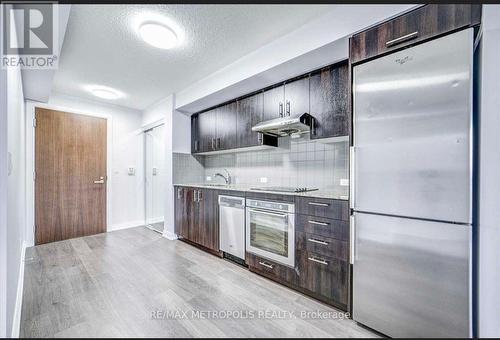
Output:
left=35, top=108, right=107, bottom=245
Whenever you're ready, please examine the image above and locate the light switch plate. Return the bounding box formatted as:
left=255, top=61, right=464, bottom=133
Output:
left=340, top=178, right=349, bottom=186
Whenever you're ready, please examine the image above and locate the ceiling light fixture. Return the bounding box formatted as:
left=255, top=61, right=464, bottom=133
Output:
left=139, top=22, right=178, bottom=49
left=88, top=86, right=123, bottom=100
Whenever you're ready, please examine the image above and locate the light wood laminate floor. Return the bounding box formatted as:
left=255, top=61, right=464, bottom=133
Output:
left=20, top=227, right=376, bottom=338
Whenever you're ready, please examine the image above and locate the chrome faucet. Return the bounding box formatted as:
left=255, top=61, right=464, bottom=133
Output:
left=214, top=169, right=231, bottom=185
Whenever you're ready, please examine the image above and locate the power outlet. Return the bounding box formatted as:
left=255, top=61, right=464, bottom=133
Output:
left=259, top=177, right=268, bottom=183
left=206, top=176, right=212, bottom=182
left=340, top=178, right=349, bottom=186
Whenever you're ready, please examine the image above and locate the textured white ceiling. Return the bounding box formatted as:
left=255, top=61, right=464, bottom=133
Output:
left=52, top=4, right=332, bottom=110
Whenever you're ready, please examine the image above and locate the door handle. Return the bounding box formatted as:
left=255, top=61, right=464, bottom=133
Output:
left=386, top=31, right=418, bottom=47
left=308, top=238, right=329, bottom=245
left=93, top=176, right=105, bottom=184
left=308, top=202, right=329, bottom=207
left=308, top=256, right=328, bottom=265
left=259, top=261, right=274, bottom=269
left=193, top=190, right=197, bottom=202
left=308, top=220, right=329, bottom=226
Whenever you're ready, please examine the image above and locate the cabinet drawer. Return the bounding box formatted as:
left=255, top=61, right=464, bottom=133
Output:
left=296, top=197, right=349, bottom=220
left=296, top=231, right=348, bottom=261
left=296, top=250, right=348, bottom=307
left=350, top=4, right=481, bottom=64
left=246, top=252, right=297, bottom=286
left=296, top=214, right=349, bottom=240
left=246, top=191, right=294, bottom=203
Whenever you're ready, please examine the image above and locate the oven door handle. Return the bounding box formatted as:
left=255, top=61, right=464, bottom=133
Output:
left=247, top=208, right=289, bottom=219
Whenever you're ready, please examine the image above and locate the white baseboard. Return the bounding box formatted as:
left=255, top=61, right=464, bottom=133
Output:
left=163, top=230, right=178, bottom=240
left=11, top=241, right=26, bottom=338
left=109, top=220, right=145, bottom=232
left=147, top=217, right=164, bottom=225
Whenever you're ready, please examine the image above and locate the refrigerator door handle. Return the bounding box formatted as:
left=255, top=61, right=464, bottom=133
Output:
left=349, top=146, right=355, bottom=210
left=350, top=213, right=356, bottom=265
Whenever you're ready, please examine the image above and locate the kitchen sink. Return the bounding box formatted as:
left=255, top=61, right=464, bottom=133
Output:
left=203, top=183, right=228, bottom=187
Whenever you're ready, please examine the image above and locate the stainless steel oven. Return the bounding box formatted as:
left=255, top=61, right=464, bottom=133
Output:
left=245, top=199, right=295, bottom=267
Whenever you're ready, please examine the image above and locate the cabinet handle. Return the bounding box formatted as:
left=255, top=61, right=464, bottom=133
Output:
left=308, top=256, right=328, bottom=265
left=308, top=202, right=329, bottom=207
left=286, top=100, right=290, bottom=116
left=308, top=220, right=329, bottom=226
left=197, top=190, right=202, bottom=202
left=177, top=188, right=183, bottom=199
left=216, top=138, right=221, bottom=149
left=194, top=140, right=199, bottom=152
left=193, top=190, right=197, bottom=202
left=311, top=118, right=316, bottom=136
left=259, top=261, right=274, bottom=269
left=211, top=138, right=215, bottom=150
left=257, top=133, right=263, bottom=144
left=308, top=238, right=329, bottom=245
left=386, top=31, right=418, bottom=47
left=279, top=102, right=283, bottom=117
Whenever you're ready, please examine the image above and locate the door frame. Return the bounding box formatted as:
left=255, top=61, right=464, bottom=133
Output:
left=25, top=101, right=113, bottom=247
left=141, top=119, right=164, bottom=230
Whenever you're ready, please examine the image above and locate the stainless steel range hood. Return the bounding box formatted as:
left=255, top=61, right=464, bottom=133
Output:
left=251, top=113, right=313, bottom=137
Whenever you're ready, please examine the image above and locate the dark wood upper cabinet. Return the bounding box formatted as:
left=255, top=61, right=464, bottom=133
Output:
left=350, top=4, right=482, bottom=64
left=310, top=61, right=350, bottom=139
left=195, top=108, right=217, bottom=152
left=237, top=92, right=263, bottom=148
left=263, top=85, right=285, bottom=121
left=216, top=102, right=237, bottom=150
left=284, top=76, right=309, bottom=117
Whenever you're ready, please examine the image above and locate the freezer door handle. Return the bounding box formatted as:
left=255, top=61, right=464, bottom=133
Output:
left=386, top=31, right=418, bottom=47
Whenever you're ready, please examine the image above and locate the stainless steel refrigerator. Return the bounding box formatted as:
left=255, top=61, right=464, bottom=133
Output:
left=352, top=28, right=474, bottom=338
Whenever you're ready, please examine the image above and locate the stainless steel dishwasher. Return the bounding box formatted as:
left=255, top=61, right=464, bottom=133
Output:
left=219, top=195, right=246, bottom=261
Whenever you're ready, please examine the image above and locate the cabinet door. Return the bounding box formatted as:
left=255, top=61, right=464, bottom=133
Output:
left=216, top=102, right=237, bottom=150
left=196, top=189, right=219, bottom=251
left=237, top=93, right=264, bottom=148
left=284, top=76, right=309, bottom=117
left=175, top=187, right=193, bottom=239
left=197, top=109, right=217, bottom=152
left=350, top=4, right=481, bottom=64
left=191, top=116, right=200, bottom=153
left=310, top=62, right=350, bottom=139
left=263, top=85, right=284, bottom=121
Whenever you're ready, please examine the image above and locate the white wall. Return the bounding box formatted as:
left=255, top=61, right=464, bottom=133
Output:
left=35, top=93, right=145, bottom=231
left=6, top=49, right=27, bottom=339
left=479, top=5, right=500, bottom=338
left=0, top=8, right=28, bottom=337
left=175, top=4, right=415, bottom=113
left=0, top=62, right=8, bottom=340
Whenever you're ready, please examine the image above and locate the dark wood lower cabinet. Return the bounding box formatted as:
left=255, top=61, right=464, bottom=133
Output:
left=174, top=186, right=219, bottom=253
left=296, top=250, right=349, bottom=310
left=176, top=186, right=350, bottom=311
left=246, top=252, right=298, bottom=287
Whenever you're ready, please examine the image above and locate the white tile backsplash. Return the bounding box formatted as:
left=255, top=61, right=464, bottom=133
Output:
left=174, top=135, right=349, bottom=197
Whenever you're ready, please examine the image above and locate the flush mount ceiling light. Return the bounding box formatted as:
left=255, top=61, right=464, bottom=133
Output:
left=139, top=22, right=178, bottom=49
left=87, top=86, right=123, bottom=100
